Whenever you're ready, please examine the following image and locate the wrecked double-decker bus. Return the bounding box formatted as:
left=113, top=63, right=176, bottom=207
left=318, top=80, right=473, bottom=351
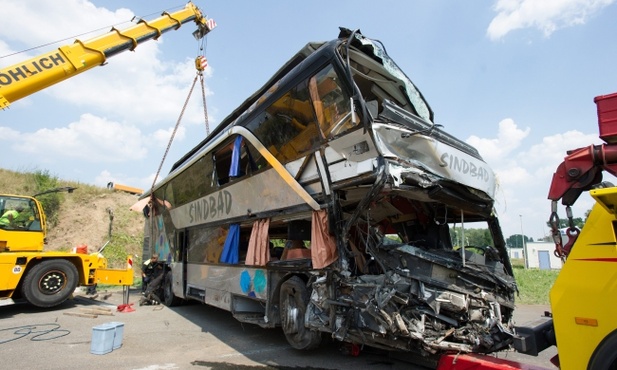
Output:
left=139, top=28, right=517, bottom=360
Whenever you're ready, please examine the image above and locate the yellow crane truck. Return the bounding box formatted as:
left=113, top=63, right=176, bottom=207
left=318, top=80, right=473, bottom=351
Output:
left=0, top=189, right=133, bottom=307
left=0, top=2, right=216, bottom=307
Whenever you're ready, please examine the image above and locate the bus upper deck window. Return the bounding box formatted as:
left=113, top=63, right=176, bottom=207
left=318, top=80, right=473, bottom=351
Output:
left=248, top=80, right=321, bottom=163
left=310, top=65, right=357, bottom=138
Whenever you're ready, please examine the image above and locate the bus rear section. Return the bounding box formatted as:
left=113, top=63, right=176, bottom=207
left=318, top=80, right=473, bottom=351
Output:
left=138, top=28, right=517, bottom=363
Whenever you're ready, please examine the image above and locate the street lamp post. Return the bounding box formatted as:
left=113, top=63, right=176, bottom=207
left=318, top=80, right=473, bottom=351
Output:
left=520, top=214, right=528, bottom=268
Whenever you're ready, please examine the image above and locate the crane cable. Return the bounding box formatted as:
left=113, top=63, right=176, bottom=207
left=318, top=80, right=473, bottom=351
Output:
left=197, top=56, right=211, bottom=136
left=149, top=17, right=212, bottom=195
left=149, top=55, right=211, bottom=194
left=150, top=73, right=199, bottom=194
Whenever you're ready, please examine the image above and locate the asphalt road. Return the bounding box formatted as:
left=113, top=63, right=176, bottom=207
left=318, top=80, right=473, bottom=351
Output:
left=0, top=289, right=557, bottom=370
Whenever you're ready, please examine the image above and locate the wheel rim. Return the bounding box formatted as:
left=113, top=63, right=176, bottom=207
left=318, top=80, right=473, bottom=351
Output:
left=38, top=269, right=67, bottom=295
left=283, top=293, right=300, bottom=333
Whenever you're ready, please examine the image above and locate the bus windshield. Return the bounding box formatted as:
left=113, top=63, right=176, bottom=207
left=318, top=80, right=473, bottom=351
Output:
left=343, top=29, right=432, bottom=123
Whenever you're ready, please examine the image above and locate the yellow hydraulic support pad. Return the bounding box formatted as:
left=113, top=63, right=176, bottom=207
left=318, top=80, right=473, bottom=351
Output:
left=95, top=267, right=134, bottom=286
left=93, top=254, right=134, bottom=286
left=0, top=2, right=215, bottom=109
left=549, top=187, right=617, bottom=370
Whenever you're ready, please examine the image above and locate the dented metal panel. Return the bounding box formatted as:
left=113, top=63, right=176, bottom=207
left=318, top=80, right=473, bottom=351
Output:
left=186, top=264, right=269, bottom=310
left=372, top=123, right=496, bottom=198
left=306, top=239, right=515, bottom=355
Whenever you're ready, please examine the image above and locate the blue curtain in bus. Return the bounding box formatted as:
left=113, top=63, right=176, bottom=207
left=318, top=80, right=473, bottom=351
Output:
left=229, top=136, right=243, bottom=177
left=220, top=223, right=240, bottom=264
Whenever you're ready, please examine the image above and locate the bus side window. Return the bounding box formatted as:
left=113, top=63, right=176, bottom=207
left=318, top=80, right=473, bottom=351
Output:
left=187, top=226, right=226, bottom=264
left=213, top=136, right=260, bottom=185
left=312, top=65, right=355, bottom=138
left=247, top=80, right=321, bottom=164
left=238, top=233, right=250, bottom=263
left=211, top=153, right=219, bottom=186
left=169, top=155, right=213, bottom=207
left=213, top=141, right=233, bottom=185
left=164, top=182, right=174, bottom=208
left=152, top=187, right=166, bottom=215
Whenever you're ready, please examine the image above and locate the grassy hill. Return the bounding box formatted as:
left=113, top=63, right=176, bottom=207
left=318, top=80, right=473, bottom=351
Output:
left=0, top=168, right=145, bottom=269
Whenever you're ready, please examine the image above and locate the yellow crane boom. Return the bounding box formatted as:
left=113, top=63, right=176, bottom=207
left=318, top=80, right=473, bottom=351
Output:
left=0, top=1, right=215, bottom=109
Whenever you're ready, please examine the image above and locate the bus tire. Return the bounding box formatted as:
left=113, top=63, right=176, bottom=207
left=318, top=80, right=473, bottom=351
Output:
left=588, top=330, right=617, bottom=370
left=162, top=273, right=182, bottom=307
left=279, top=276, right=321, bottom=350
left=22, top=259, right=79, bottom=308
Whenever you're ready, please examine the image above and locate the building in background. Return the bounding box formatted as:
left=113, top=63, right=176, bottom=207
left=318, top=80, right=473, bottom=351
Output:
left=523, top=242, right=563, bottom=270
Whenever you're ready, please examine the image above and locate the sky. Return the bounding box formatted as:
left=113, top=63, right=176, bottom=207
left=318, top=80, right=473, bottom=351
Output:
left=1, top=0, right=616, bottom=240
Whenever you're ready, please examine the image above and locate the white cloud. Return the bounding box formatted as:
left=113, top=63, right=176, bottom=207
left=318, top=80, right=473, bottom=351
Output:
left=496, top=165, right=532, bottom=187
left=2, top=113, right=147, bottom=163
left=467, top=118, right=530, bottom=163
left=525, top=130, right=602, bottom=176
left=0, top=0, right=133, bottom=46
left=0, top=0, right=213, bottom=126
left=465, top=118, right=605, bottom=238
left=149, top=126, right=187, bottom=148
left=0, top=39, right=12, bottom=59
left=487, top=0, right=615, bottom=40
left=0, top=0, right=214, bottom=190
left=47, top=47, right=206, bottom=125
left=0, top=126, right=20, bottom=140
left=94, top=169, right=152, bottom=191
left=94, top=170, right=115, bottom=188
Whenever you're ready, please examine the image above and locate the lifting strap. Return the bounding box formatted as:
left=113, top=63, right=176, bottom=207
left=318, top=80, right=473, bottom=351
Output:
left=150, top=56, right=210, bottom=194
left=196, top=56, right=210, bottom=136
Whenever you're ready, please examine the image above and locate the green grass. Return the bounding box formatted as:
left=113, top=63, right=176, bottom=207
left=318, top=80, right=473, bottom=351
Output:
left=513, top=264, right=560, bottom=305
left=102, top=232, right=143, bottom=268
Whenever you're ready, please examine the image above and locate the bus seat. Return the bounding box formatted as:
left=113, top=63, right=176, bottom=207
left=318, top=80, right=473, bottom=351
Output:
left=283, top=248, right=311, bottom=260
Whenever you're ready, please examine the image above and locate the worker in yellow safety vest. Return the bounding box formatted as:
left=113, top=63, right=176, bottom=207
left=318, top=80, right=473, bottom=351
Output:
left=0, top=205, right=24, bottom=227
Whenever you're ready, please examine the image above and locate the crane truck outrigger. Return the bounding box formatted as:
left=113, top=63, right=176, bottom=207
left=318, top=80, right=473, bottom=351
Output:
left=0, top=1, right=215, bottom=109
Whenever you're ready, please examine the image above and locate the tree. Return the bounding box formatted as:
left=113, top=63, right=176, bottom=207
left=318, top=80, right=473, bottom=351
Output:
left=545, top=216, right=585, bottom=230
left=451, top=227, right=493, bottom=247
left=30, top=170, right=61, bottom=227
left=506, top=234, right=532, bottom=248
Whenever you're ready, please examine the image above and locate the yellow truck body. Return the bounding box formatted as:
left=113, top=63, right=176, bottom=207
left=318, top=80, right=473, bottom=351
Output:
left=0, top=193, right=133, bottom=308
left=549, top=187, right=617, bottom=370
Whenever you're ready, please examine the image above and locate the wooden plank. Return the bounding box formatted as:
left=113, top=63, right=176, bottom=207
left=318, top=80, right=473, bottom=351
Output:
left=80, top=308, right=114, bottom=316
left=63, top=312, right=98, bottom=318
left=80, top=306, right=113, bottom=312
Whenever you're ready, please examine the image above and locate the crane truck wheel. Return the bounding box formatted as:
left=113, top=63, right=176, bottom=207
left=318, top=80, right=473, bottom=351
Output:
left=279, top=276, right=322, bottom=350
left=21, top=259, right=79, bottom=308
left=588, top=330, right=617, bottom=370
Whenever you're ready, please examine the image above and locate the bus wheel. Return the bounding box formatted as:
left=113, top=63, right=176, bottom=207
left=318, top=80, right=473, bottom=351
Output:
left=163, top=273, right=182, bottom=307
left=22, top=259, right=78, bottom=308
left=279, top=276, right=321, bottom=350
